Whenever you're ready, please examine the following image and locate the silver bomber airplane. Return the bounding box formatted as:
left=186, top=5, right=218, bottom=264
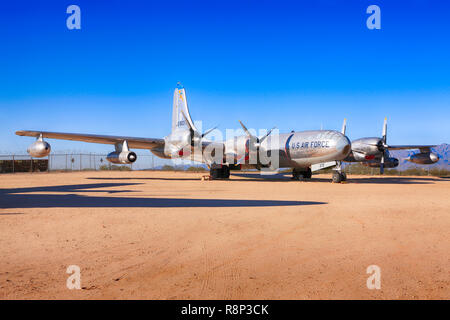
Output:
left=16, top=83, right=352, bottom=182
left=339, top=118, right=439, bottom=177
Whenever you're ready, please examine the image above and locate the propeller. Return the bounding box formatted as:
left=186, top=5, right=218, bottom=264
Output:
left=201, top=126, right=218, bottom=138
left=335, top=118, right=347, bottom=173
left=341, top=117, right=389, bottom=174
left=238, top=120, right=276, bottom=148
left=238, top=120, right=276, bottom=166
left=180, top=110, right=217, bottom=145
left=379, top=117, right=388, bottom=174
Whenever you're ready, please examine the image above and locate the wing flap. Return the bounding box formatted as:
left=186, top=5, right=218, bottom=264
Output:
left=16, top=130, right=164, bottom=150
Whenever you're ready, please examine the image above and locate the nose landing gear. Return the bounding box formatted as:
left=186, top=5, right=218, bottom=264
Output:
left=332, top=171, right=347, bottom=183
left=332, top=162, right=347, bottom=183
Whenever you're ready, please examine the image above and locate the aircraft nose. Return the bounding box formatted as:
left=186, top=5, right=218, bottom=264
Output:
left=336, top=135, right=351, bottom=157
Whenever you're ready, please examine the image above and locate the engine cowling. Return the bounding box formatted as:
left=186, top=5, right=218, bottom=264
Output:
left=408, top=152, right=439, bottom=164
left=27, top=140, right=51, bottom=158
left=351, top=137, right=383, bottom=157
left=363, top=157, right=399, bottom=168
left=106, top=151, right=137, bottom=164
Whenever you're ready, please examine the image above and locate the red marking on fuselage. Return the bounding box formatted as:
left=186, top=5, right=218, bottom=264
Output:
left=244, top=139, right=250, bottom=162
left=179, top=149, right=191, bottom=157
left=365, top=155, right=375, bottom=160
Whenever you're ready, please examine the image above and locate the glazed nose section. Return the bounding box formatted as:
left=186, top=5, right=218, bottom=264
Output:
left=335, top=135, right=351, bottom=158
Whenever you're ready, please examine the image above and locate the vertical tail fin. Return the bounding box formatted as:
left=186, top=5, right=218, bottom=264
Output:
left=172, top=82, right=197, bottom=133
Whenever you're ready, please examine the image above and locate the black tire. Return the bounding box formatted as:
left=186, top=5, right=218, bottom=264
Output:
left=211, top=168, right=220, bottom=179
left=292, top=169, right=300, bottom=180
left=332, top=171, right=342, bottom=183
left=304, top=168, right=312, bottom=179
left=340, top=172, right=347, bottom=181
left=221, top=166, right=230, bottom=179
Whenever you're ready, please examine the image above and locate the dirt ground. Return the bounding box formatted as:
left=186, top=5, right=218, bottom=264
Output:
left=0, top=170, right=448, bottom=299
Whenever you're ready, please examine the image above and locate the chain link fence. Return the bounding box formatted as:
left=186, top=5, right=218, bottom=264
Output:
left=1, top=153, right=447, bottom=176
left=0, top=153, right=187, bottom=173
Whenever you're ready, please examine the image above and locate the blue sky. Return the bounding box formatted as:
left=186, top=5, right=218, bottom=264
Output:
left=0, top=0, right=449, bottom=154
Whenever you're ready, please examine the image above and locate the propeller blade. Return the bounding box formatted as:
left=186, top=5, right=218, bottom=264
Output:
left=201, top=126, right=218, bottom=138
left=181, top=109, right=217, bottom=139
left=180, top=110, right=196, bottom=132
left=238, top=120, right=253, bottom=138
left=258, top=126, right=277, bottom=144
left=382, top=117, right=387, bottom=145
left=341, top=118, right=347, bottom=135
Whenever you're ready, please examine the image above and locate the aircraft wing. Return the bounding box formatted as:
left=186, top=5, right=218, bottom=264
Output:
left=387, top=145, right=436, bottom=153
left=15, top=130, right=165, bottom=150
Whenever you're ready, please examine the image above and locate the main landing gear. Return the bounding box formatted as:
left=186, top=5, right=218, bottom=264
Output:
left=210, top=165, right=230, bottom=179
left=292, top=168, right=312, bottom=180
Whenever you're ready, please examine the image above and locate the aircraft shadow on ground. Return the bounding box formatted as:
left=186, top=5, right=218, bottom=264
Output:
left=0, top=212, right=24, bottom=215
left=86, top=173, right=440, bottom=184
left=87, top=177, right=202, bottom=181
left=231, top=173, right=438, bottom=184
left=0, top=182, right=324, bottom=209
left=346, top=177, right=440, bottom=184
left=87, top=172, right=294, bottom=182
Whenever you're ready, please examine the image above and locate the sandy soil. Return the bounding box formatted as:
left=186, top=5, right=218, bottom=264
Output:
left=0, top=170, right=448, bottom=299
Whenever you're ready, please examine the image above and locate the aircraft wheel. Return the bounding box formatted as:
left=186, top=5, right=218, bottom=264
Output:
left=292, top=169, right=300, bottom=180
left=304, top=168, right=312, bottom=179
left=210, top=166, right=230, bottom=179
left=221, top=166, right=230, bottom=179
left=210, top=168, right=220, bottom=179
left=340, top=172, right=347, bottom=181
left=332, top=171, right=342, bottom=183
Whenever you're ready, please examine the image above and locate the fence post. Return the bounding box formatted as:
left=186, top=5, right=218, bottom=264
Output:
left=48, top=154, right=50, bottom=173
left=12, top=154, right=15, bottom=173
left=30, top=156, right=33, bottom=173
left=79, top=154, right=82, bottom=171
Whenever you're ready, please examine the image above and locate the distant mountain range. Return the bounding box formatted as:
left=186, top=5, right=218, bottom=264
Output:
left=390, top=143, right=449, bottom=170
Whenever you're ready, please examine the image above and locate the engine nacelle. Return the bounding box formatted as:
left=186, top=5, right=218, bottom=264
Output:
left=27, top=140, right=51, bottom=158
left=351, top=137, right=383, bottom=156
left=408, top=152, right=439, bottom=164
left=106, top=151, right=137, bottom=164
left=166, top=130, right=191, bottom=147
left=363, top=157, right=399, bottom=168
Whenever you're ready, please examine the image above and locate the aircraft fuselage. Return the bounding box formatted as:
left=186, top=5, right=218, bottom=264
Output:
left=166, top=129, right=351, bottom=170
